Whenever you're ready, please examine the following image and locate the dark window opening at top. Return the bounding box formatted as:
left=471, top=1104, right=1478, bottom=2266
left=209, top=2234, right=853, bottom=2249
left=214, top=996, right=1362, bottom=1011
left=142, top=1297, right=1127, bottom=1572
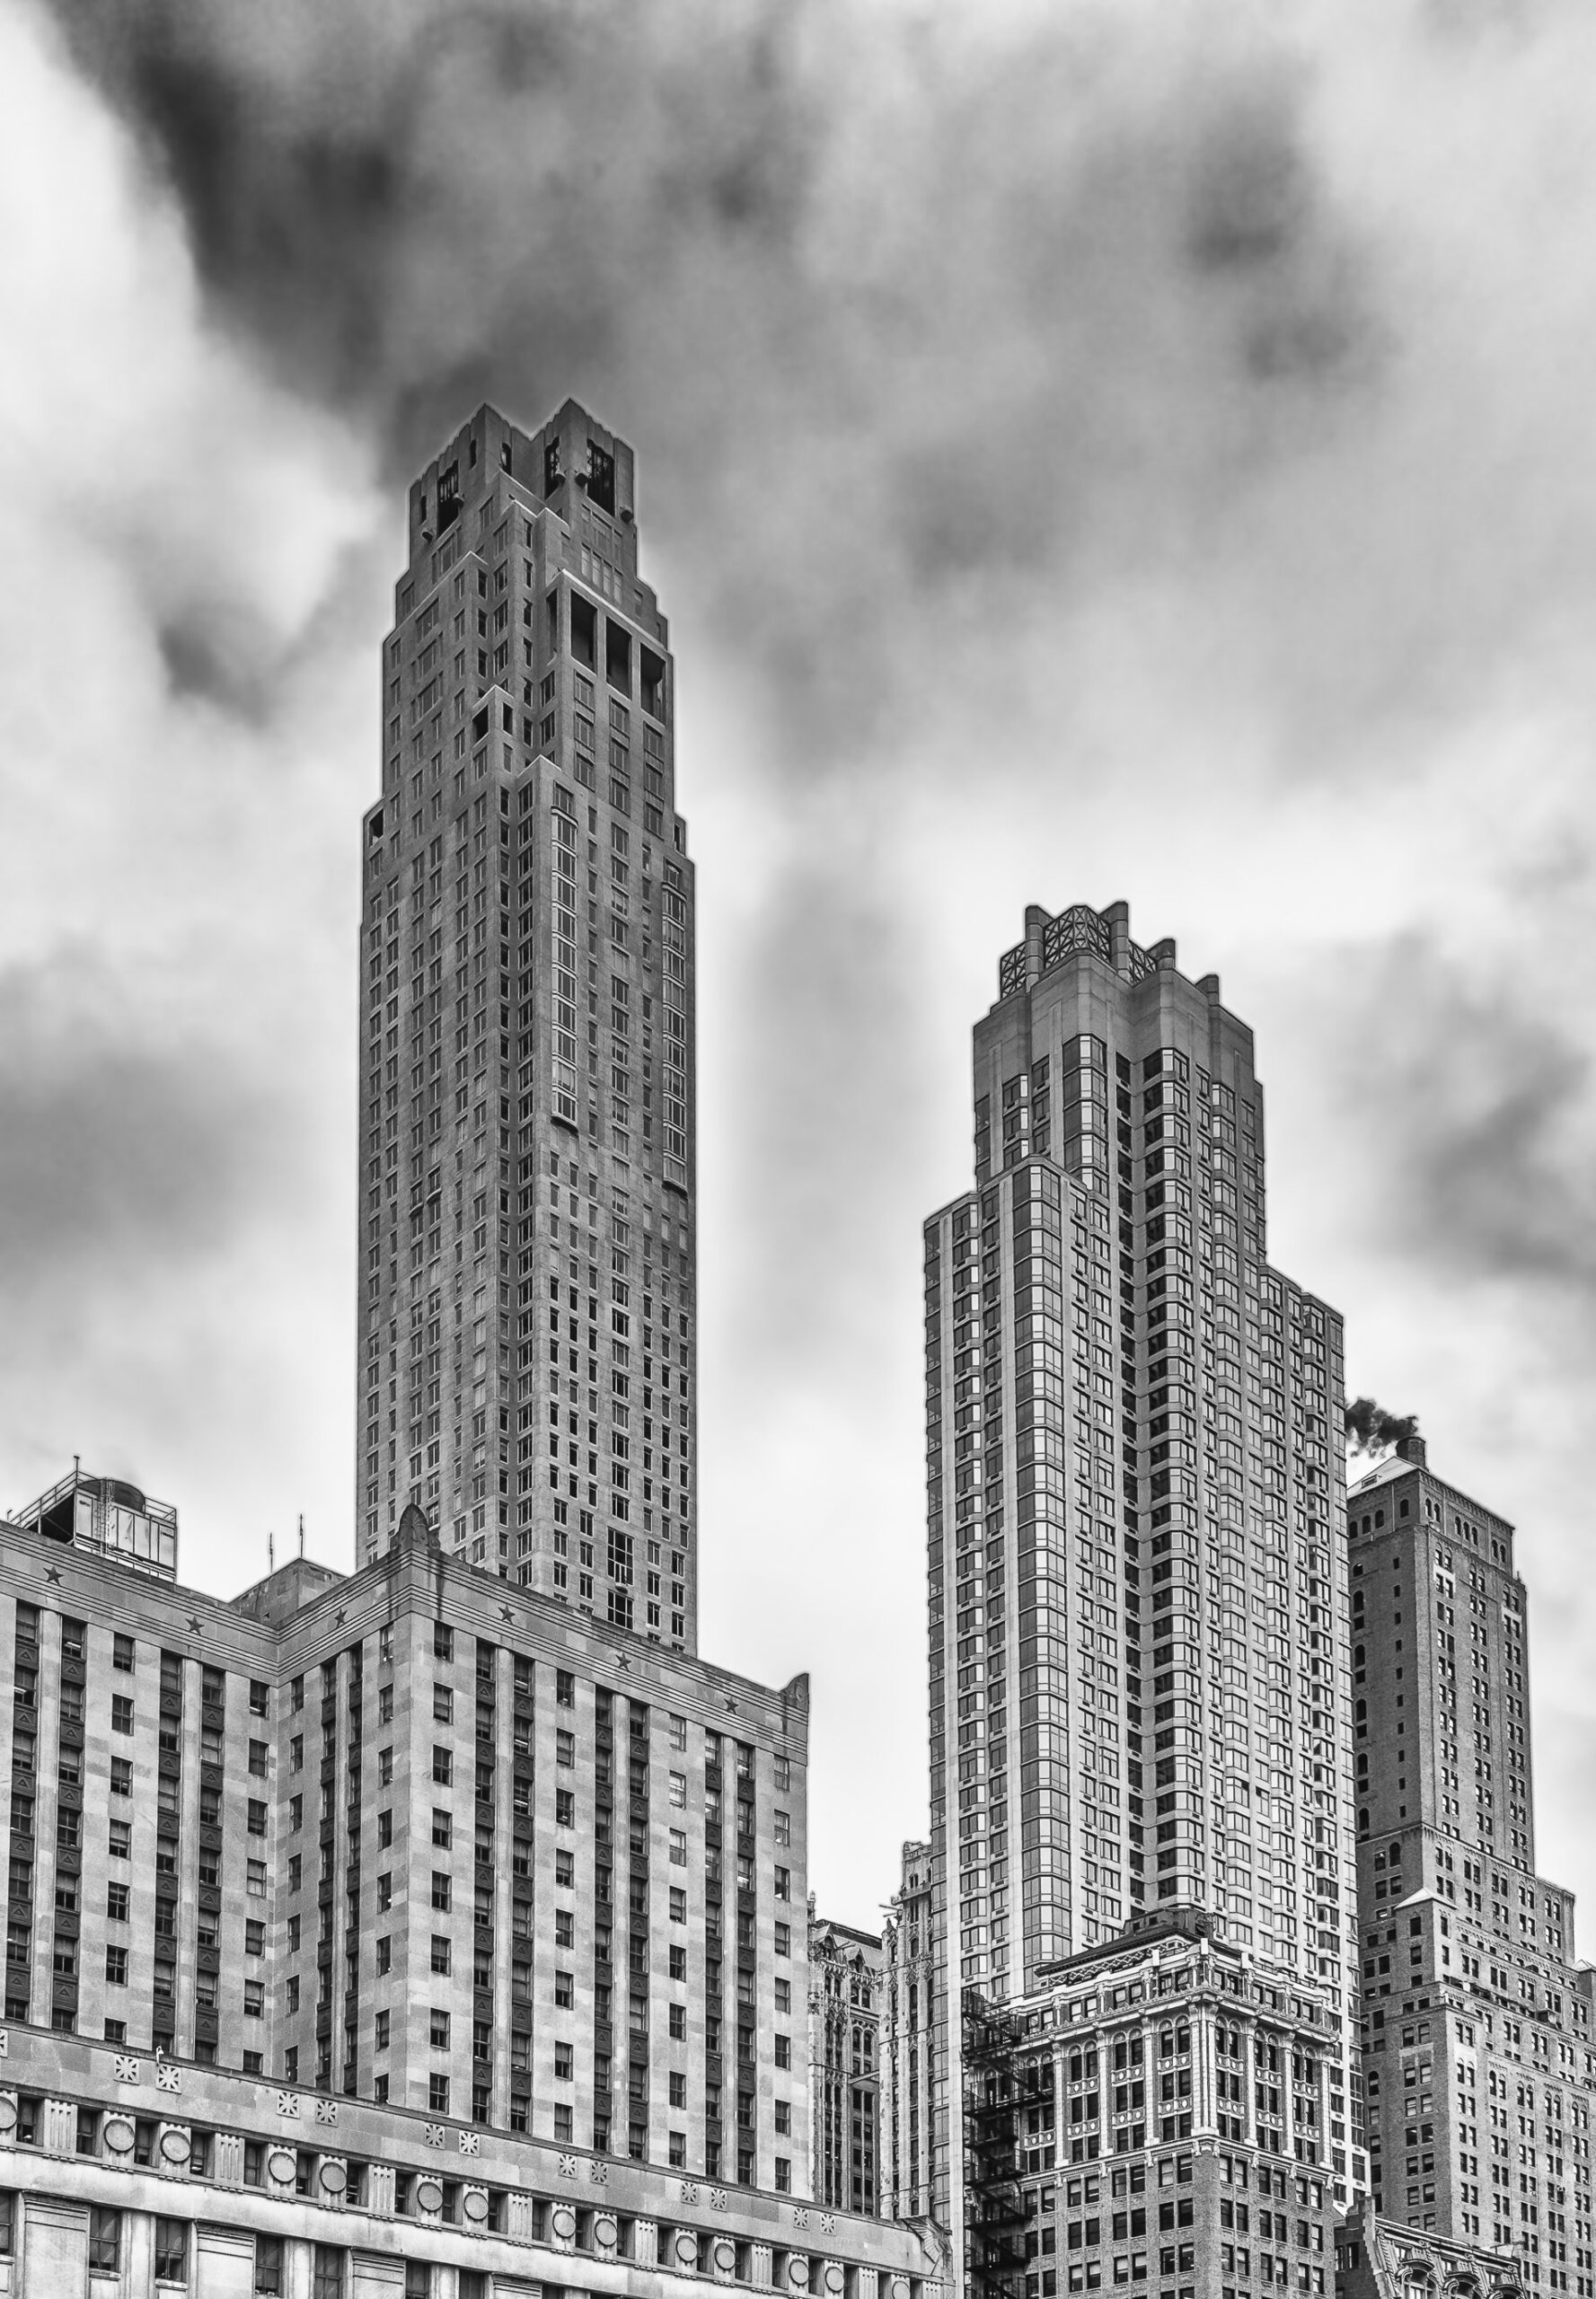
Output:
left=418, top=492, right=427, bottom=525
left=544, top=439, right=563, bottom=497
left=570, top=595, right=596, bottom=671
left=641, top=647, right=666, bottom=720
left=500, top=440, right=512, bottom=472
left=437, top=462, right=461, bottom=533
left=469, top=436, right=478, bottom=467
left=588, top=441, right=615, bottom=515
left=605, top=621, right=630, bottom=693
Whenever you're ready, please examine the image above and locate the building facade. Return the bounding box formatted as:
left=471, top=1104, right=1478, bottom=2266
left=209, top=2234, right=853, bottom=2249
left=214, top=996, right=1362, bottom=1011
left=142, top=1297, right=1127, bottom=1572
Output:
left=961, top=1913, right=1341, bottom=2299
left=921, top=902, right=1362, bottom=2285
left=0, top=1480, right=816, bottom=2194
left=1351, top=1439, right=1596, bottom=2292
left=883, top=1842, right=936, bottom=2224
left=1336, top=2205, right=1525, bottom=2299
left=808, top=1912, right=886, bottom=2216
left=358, top=400, right=698, bottom=1659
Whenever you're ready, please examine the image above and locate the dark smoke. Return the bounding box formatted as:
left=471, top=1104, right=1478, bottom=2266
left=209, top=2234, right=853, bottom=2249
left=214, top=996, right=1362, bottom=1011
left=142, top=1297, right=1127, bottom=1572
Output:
left=1345, top=1396, right=1420, bottom=1455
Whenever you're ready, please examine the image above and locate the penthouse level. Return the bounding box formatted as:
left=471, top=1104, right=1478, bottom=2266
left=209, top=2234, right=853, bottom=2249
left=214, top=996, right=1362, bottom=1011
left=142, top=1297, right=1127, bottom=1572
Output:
left=0, top=1494, right=808, bottom=2195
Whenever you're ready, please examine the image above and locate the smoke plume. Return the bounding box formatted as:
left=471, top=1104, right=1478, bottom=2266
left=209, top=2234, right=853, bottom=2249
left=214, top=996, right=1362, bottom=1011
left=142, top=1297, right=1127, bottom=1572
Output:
left=1345, top=1396, right=1419, bottom=1455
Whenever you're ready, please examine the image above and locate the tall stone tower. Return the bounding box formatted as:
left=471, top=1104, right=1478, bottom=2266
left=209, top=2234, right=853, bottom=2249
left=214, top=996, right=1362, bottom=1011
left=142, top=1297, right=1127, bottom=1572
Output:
left=357, top=401, right=697, bottom=1655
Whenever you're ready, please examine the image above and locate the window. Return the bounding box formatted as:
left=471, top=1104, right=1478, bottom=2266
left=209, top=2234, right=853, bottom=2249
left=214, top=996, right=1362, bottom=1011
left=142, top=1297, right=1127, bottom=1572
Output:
left=669, top=1770, right=686, bottom=1806
left=431, top=1935, right=452, bottom=1976
left=245, top=1981, right=265, bottom=2019
left=670, top=2003, right=687, bottom=2039
left=556, top=1910, right=574, bottom=1948
left=245, top=1919, right=265, bottom=1958
left=557, top=1790, right=575, bottom=1827
left=671, top=1888, right=687, bottom=1923
left=154, top=2217, right=190, bottom=2283
left=113, top=1635, right=135, bottom=1672
left=247, top=1799, right=268, bottom=1837
left=247, top=1858, right=267, bottom=1898
left=105, top=1945, right=128, bottom=1986
left=249, top=1740, right=269, bottom=1777
left=313, top=2249, right=346, bottom=2299
left=774, top=1809, right=791, bottom=1846
left=379, top=1747, right=393, bottom=1786
left=432, top=1810, right=453, bottom=1850
left=557, top=1669, right=575, bottom=1707
left=375, top=2011, right=391, bottom=2051
left=555, top=1969, right=575, bottom=2007
left=254, top=2234, right=285, bottom=2295
left=250, top=1679, right=269, bottom=1717
left=434, top=1624, right=454, bottom=1662
left=669, top=1828, right=686, bottom=1865
left=109, top=1819, right=130, bottom=1860
left=428, top=2075, right=450, bottom=2114
left=433, top=1747, right=453, bottom=1785
left=379, top=1685, right=393, bottom=1726
left=668, top=1713, right=687, bottom=1750
left=431, top=1872, right=452, bottom=1912
left=776, top=2034, right=791, bottom=2069
left=774, top=1921, right=790, bottom=1956
left=434, top=1686, right=453, bottom=1723
left=774, top=1753, right=791, bottom=1793
left=774, top=1865, right=790, bottom=1900
left=430, top=2011, right=451, bottom=2049
left=376, top=1810, right=392, bottom=1848
left=775, top=1977, right=790, bottom=2014
left=555, top=2041, right=574, bottom=2079
left=111, top=1696, right=134, bottom=1735
left=89, top=2207, right=121, bottom=2273
left=110, top=1757, right=131, bottom=1797
left=670, top=1945, right=687, bottom=1982
left=775, top=2157, right=792, bottom=2194
left=376, top=1936, right=392, bottom=1977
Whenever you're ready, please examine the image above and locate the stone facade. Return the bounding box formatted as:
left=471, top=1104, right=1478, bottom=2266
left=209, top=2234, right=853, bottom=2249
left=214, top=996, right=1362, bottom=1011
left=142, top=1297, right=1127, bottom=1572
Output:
left=808, top=1912, right=886, bottom=2215
left=883, top=1842, right=935, bottom=2224
left=357, top=399, right=698, bottom=1660
left=0, top=2014, right=945, bottom=2296
left=0, top=1501, right=813, bottom=2191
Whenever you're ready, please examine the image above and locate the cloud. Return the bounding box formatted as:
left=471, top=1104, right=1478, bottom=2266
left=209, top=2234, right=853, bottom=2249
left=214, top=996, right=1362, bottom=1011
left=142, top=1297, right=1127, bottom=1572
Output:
left=0, top=954, right=282, bottom=1292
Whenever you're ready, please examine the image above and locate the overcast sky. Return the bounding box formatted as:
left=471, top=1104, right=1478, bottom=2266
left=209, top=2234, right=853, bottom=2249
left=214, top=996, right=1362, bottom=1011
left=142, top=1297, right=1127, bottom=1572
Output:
left=8, top=0, right=1596, bottom=1942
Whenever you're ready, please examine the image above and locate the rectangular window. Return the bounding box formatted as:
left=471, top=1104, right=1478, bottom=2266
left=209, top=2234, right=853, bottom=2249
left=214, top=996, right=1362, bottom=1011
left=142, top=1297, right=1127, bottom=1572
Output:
left=109, top=1820, right=130, bottom=1860
left=111, top=1696, right=134, bottom=1734
left=89, top=2207, right=121, bottom=2274
left=154, top=2215, right=188, bottom=2289
left=431, top=1873, right=452, bottom=1913
left=113, top=1635, right=135, bottom=1673
left=105, top=1945, right=128, bottom=1986
left=313, top=2249, right=346, bottom=2299
left=254, top=2234, right=285, bottom=2296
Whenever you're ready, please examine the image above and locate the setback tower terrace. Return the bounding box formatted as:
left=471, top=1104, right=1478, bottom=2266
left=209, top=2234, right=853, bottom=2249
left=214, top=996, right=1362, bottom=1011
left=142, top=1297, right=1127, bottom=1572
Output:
left=358, top=401, right=697, bottom=1655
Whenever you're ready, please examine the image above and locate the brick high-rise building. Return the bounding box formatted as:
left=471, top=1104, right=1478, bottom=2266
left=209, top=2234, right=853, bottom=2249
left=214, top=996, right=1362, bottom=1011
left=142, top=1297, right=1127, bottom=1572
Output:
left=921, top=901, right=1362, bottom=2289
left=358, top=401, right=697, bottom=1655
left=1351, top=1437, right=1596, bottom=2289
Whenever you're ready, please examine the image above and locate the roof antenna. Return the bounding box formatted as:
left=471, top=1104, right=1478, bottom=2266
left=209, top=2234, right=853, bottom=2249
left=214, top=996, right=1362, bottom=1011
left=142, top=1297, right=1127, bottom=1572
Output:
left=297, top=1514, right=304, bottom=1562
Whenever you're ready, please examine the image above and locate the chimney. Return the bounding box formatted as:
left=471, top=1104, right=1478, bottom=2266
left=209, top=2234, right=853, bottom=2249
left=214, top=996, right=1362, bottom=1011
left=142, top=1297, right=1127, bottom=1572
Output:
left=1395, top=1434, right=1427, bottom=1467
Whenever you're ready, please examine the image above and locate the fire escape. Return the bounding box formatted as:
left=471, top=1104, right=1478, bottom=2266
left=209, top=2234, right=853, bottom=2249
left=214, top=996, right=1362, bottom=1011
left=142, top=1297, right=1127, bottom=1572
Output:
left=964, top=1989, right=1045, bottom=2299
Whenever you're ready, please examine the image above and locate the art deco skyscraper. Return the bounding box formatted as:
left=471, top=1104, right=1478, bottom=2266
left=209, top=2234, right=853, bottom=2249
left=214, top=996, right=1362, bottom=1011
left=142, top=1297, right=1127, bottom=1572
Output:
left=357, top=401, right=698, bottom=1652
left=922, top=901, right=1363, bottom=2266
left=1351, top=1438, right=1596, bottom=2271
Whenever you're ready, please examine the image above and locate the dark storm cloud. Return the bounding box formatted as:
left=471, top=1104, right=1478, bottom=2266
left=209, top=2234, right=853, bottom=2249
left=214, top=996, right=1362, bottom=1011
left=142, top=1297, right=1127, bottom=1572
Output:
left=0, top=956, right=284, bottom=1290
left=1336, top=936, right=1596, bottom=1311
left=41, top=0, right=1389, bottom=764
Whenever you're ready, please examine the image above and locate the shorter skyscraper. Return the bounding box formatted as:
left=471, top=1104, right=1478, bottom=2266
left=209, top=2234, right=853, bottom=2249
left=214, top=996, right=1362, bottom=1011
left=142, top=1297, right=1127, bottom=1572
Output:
left=1336, top=2205, right=1526, bottom=2299
left=1352, top=1437, right=1596, bottom=2290
left=884, top=1842, right=936, bottom=2224
left=0, top=1466, right=944, bottom=2299
left=960, top=1910, right=1339, bottom=2299
left=809, top=1906, right=886, bottom=2215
